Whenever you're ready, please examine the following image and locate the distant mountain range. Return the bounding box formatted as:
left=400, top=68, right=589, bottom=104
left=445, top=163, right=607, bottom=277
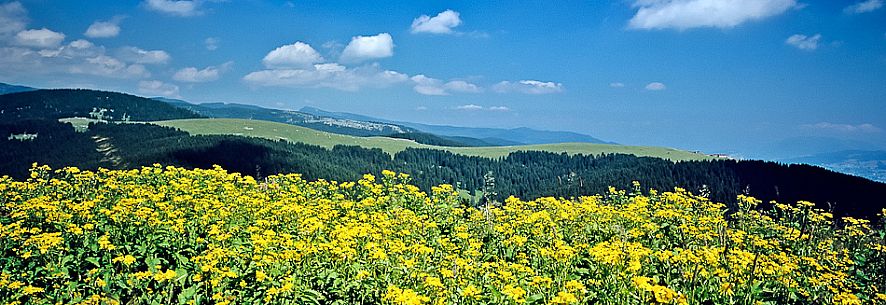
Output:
left=298, top=106, right=615, bottom=146
left=154, top=97, right=420, bottom=137
left=0, top=83, right=35, bottom=95
left=155, top=98, right=614, bottom=147
left=781, top=150, right=886, bottom=183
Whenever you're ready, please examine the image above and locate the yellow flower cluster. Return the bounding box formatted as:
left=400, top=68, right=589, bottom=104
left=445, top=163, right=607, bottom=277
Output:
left=0, top=164, right=884, bottom=304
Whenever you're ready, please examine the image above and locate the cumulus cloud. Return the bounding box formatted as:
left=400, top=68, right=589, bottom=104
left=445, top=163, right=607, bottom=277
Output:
left=0, top=3, right=151, bottom=80
left=645, top=82, right=666, bottom=90
left=79, top=55, right=150, bottom=78
left=143, top=0, right=199, bottom=17
left=492, top=80, right=564, bottom=94
left=0, top=37, right=150, bottom=79
left=116, top=46, right=170, bottom=64
left=609, top=82, right=625, bottom=88
left=243, top=62, right=409, bottom=91
left=138, top=80, right=180, bottom=97
left=444, top=80, right=483, bottom=93
left=411, top=9, right=462, bottom=34
left=410, top=75, right=482, bottom=95
left=488, top=106, right=510, bottom=112
left=340, top=33, right=394, bottom=63
left=173, top=61, right=232, bottom=82
left=801, top=122, right=881, bottom=133
left=85, top=17, right=123, bottom=38
left=262, top=41, right=324, bottom=68
left=0, top=1, right=27, bottom=37
left=411, top=75, right=448, bottom=95
left=14, top=28, right=65, bottom=48
left=844, top=0, right=883, bottom=14
left=628, top=0, right=798, bottom=30
left=204, top=37, right=219, bottom=50
left=785, top=34, right=821, bottom=51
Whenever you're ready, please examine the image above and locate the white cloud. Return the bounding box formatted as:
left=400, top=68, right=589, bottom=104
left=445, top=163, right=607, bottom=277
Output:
left=844, top=0, right=883, bottom=13
left=801, top=122, right=881, bottom=133
left=116, top=46, right=171, bottom=64
left=628, top=0, right=798, bottom=30
left=415, top=106, right=428, bottom=111
left=411, top=74, right=448, bottom=95
left=204, top=37, right=219, bottom=50
left=0, top=1, right=27, bottom=37
left=410, top=75, right=483, bottom=95
left=243, top=63, right=409, bottom=91
left=785, top=34, right=821, bottom=51
left=411, top=9, right=462, bottom=34
left=444, top=80, right=483, bottom=93
left=456, top=104, right=483, bottom=111
left=84, top=18, right=122, bottom=38
left=144, top=0, right=199, bottom=17
left=138, top=80, right=180, bottom=97
left=1, top=38, right=150, bottom=79
left=262, top=41, right=324, bottom=68
left=645, top=82, right=666, bottom=90
left=14, top=28, right=65, bottom=48
left=340, top=33, right=394, bottom=63
left=609, top=82, right=625, bottom=88
left=0, top=4, right=150, bottom=80
left=79, top=55, right=150, bottom=78
left=492, top=80, right=564, bottom=94
left=173, top=61, right=232, bottom=82
left=453, top=104, right=509, bottom=112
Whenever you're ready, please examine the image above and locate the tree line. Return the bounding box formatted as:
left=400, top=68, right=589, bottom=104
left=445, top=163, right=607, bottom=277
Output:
left=2, top=120, right=885, bottom=218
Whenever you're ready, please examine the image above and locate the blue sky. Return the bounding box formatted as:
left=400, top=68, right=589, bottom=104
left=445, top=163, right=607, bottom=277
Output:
left=1, top=0, right=884, bottom=156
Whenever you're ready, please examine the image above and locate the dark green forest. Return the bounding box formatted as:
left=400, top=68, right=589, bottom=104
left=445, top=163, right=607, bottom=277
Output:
left=0, top=89, right=202, bottom=122
left=3, top=120, right=885, bottom=218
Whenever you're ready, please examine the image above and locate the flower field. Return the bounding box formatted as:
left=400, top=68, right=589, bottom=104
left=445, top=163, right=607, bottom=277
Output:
left=1, top=165, right=885, bottom=304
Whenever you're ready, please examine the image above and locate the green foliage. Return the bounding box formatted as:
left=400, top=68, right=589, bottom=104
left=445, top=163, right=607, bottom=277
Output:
left=0, top=89, right=201, bottom=122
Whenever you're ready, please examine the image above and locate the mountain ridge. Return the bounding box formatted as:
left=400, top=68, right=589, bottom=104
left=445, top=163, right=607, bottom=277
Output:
left=298, top=106, right=616, bottom=146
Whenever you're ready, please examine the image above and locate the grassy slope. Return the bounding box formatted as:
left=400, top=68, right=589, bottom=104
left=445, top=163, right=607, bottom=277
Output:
left=153, top=118, right=713, bottom=161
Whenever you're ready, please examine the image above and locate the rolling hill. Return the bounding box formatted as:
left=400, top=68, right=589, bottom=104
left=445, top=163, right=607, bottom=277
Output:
left=0, top=82, right=35, bottom=95
left=0, top=89, right=201, bottom=122
left=299, top=106, right=615, bottom=145
left=153, top=118, right=714, bottom=161
left=156, top=98, right=512, bottom=146
left=155, top=97, right=418, bottom=137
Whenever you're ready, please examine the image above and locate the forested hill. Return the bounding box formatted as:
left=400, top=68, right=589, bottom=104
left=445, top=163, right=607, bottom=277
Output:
left=0, top=89, right=201, bottom=122
left=2, top=120, right=885, bottom=218
left=0, top=82, right=35, bottom=95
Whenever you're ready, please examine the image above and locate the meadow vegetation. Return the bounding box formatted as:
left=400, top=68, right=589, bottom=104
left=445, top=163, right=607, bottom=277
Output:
left=1, top=165, right=884, bottom=304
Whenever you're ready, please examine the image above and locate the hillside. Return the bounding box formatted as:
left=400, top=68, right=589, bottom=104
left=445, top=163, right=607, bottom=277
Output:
left=782, top=150, right=886, bottom=183
left=157, top=98, right=419, bottom=137
left=0, top=89, right=201, bottom=122
left=299, top=106, right=614, bottom=145
left=153, top=118, right=712, bottom=161
left=0, top=82, right=35, bottom=95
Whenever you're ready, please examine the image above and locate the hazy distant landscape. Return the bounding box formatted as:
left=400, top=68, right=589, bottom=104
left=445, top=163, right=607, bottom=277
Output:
left=1, top=1, right=884, bottom=304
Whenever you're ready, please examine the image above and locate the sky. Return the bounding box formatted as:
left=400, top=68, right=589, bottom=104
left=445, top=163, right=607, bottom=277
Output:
left=1, top=0, right=884, bottom=156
